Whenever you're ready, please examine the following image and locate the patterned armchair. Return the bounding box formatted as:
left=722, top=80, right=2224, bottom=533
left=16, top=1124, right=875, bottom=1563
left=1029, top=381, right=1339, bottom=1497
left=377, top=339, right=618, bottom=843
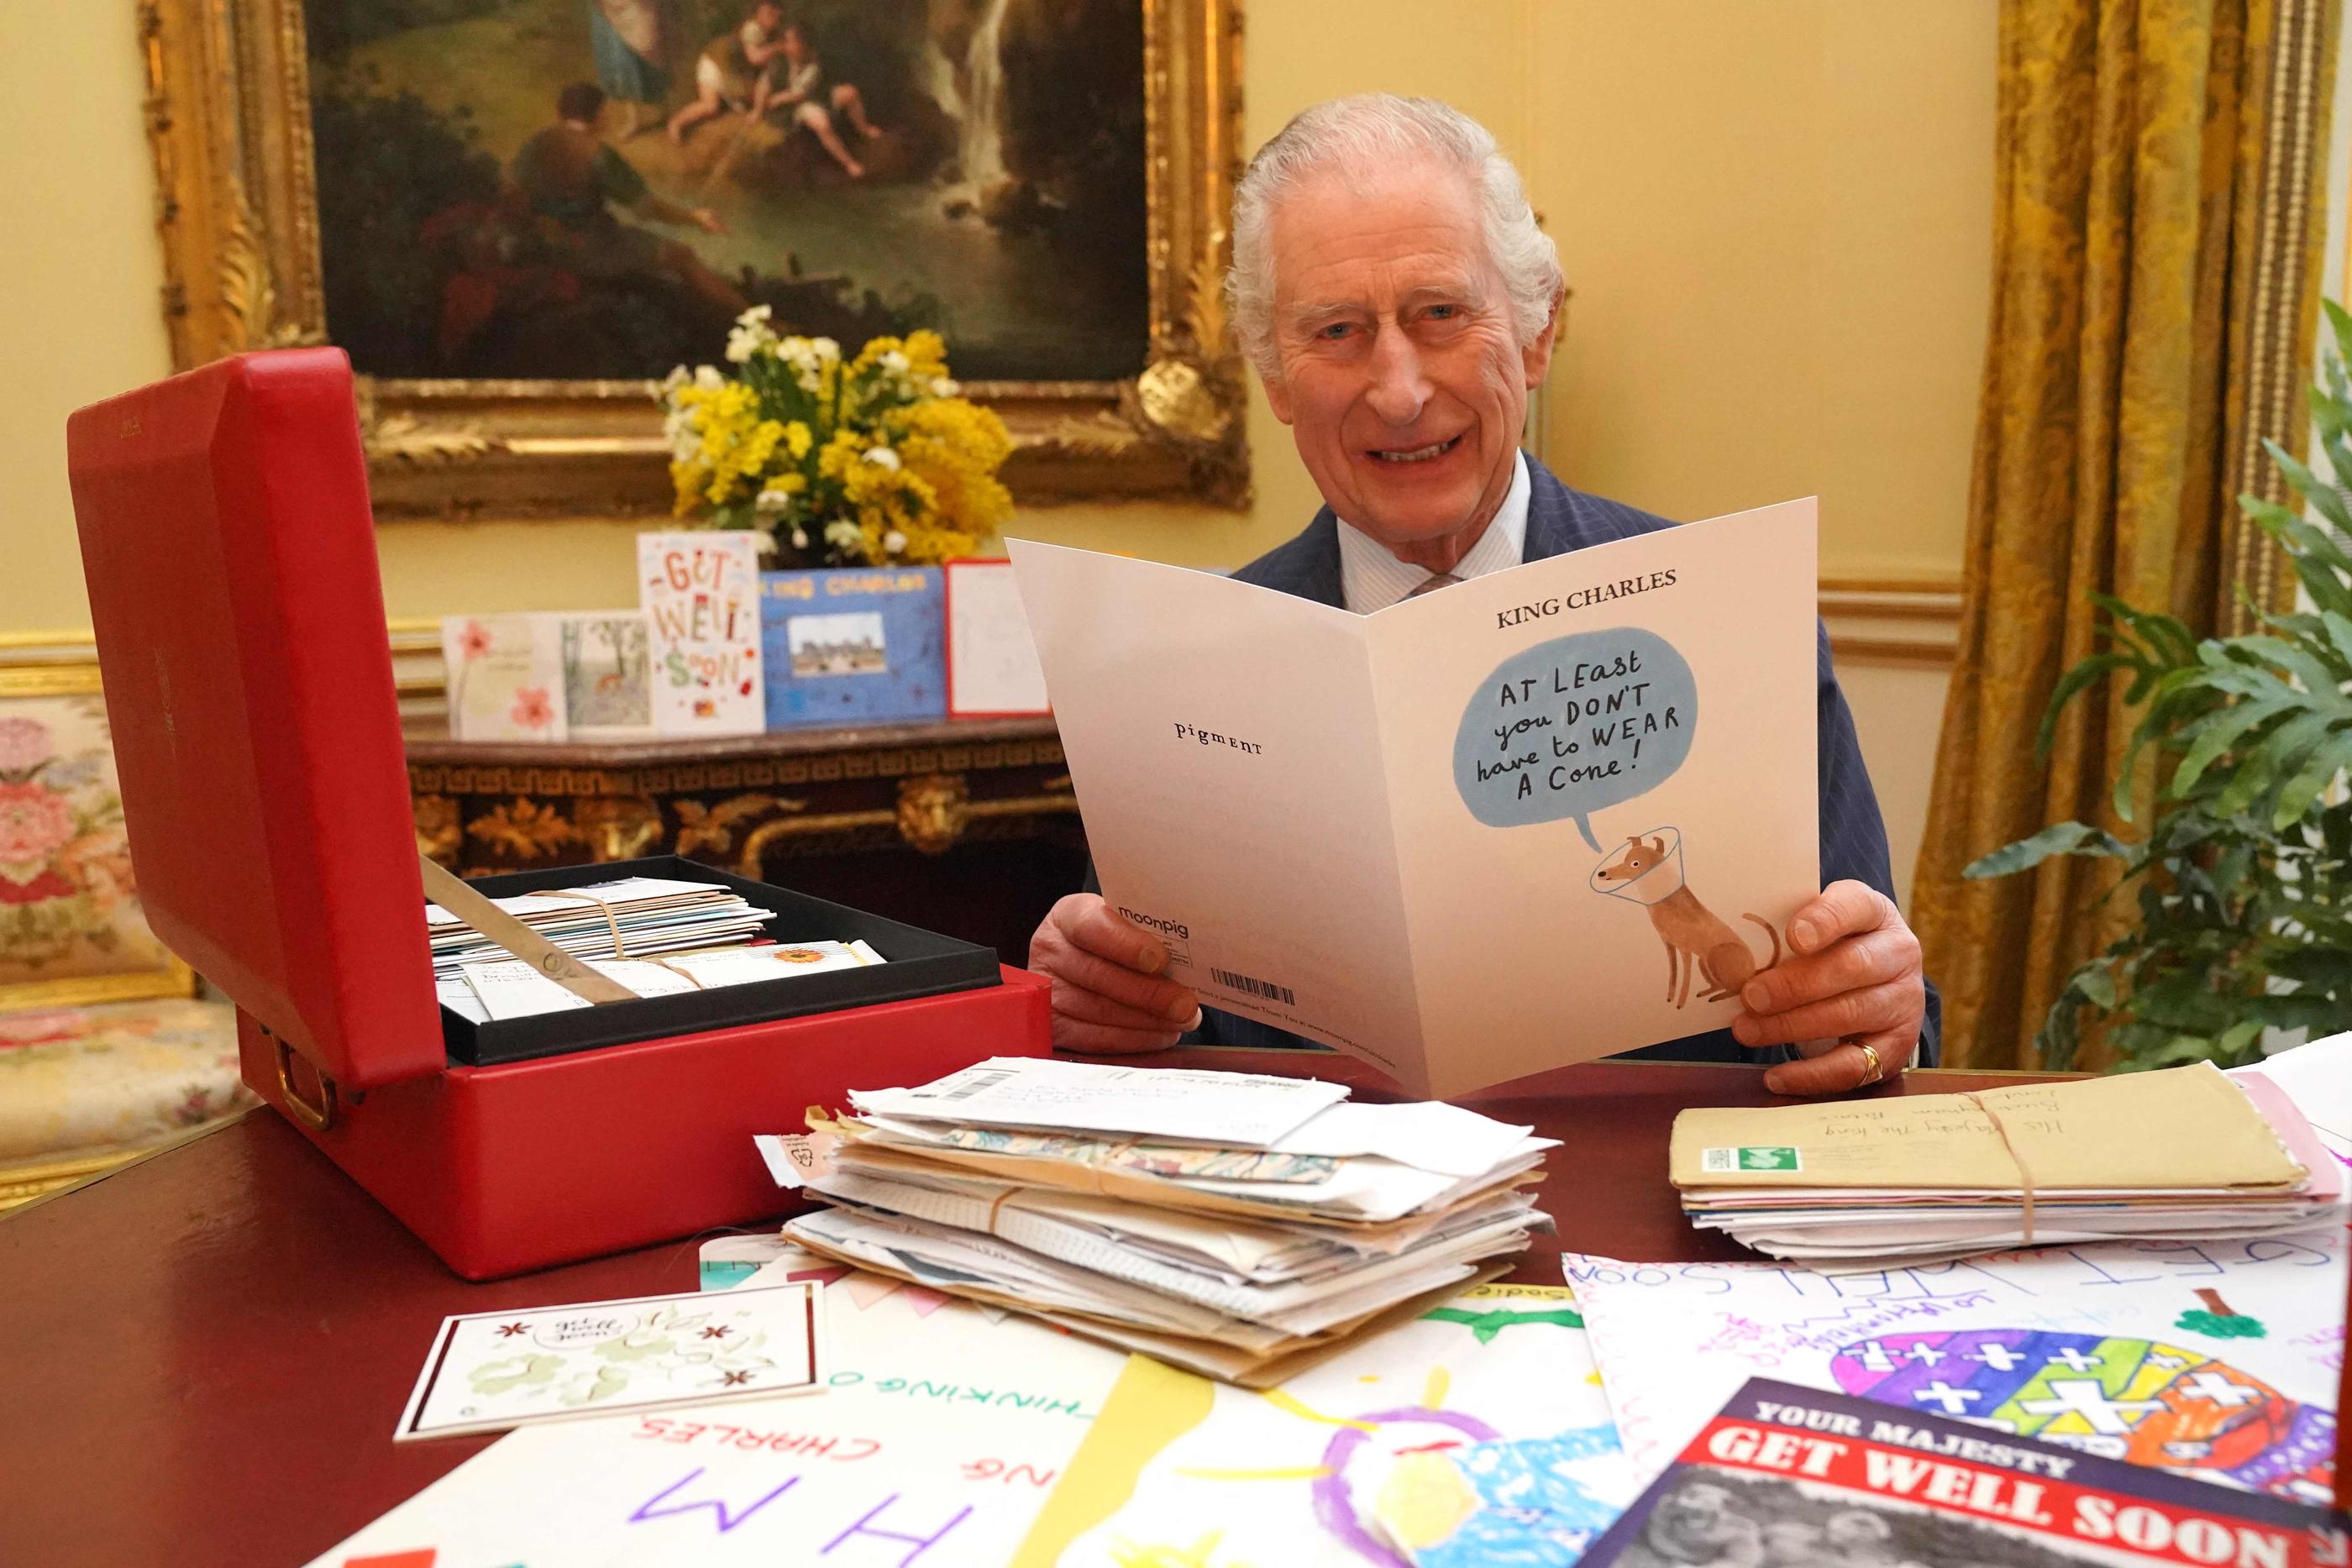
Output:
left=0, top=658, right=249, bottom=1209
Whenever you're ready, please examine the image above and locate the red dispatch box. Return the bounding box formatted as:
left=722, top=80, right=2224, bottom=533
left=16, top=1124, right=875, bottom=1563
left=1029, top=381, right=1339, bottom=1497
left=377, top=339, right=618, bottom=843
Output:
left=66, top=347, right=1051, bottom=1279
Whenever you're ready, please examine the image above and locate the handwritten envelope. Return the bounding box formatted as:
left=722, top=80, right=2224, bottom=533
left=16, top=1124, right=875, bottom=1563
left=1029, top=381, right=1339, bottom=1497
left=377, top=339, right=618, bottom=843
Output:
left=394, top=1282, right=822, bottom=1440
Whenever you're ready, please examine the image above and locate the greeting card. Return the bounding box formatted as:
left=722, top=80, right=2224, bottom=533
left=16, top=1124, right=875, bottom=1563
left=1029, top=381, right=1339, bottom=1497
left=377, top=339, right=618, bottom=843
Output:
left=441, top=615, right=567, bottom=742
left=638, top=532, right=765, bottom=737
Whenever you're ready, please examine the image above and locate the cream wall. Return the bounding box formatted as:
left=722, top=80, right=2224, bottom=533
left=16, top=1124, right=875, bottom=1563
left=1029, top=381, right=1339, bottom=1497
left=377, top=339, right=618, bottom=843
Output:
left=0, top=3, right=174, bottom=634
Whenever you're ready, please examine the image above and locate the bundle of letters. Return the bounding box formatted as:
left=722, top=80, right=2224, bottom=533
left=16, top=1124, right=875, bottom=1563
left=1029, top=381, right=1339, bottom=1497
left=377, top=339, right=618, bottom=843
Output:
left=1670, top=1058, right=2349, bottom=1265
left=424, top=876, right=873, bottom=1021
left=758, top=1057, right=1554, bottom=1386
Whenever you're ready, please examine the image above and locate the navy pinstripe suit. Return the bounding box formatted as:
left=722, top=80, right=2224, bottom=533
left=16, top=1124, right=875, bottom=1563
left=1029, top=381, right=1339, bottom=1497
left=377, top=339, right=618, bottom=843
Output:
left=1163, top=454, right=1942, bottom=1067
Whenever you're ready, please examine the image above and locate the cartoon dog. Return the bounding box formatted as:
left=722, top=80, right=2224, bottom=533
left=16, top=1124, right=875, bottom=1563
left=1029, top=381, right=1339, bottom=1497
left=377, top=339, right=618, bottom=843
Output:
left=1595, top=834, right=1783, bottom=1009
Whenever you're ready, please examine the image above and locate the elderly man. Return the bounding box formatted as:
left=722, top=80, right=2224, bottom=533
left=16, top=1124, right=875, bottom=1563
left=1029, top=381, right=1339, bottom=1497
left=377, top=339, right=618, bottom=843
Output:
left=1028, top=94, right=1939, bottom=1096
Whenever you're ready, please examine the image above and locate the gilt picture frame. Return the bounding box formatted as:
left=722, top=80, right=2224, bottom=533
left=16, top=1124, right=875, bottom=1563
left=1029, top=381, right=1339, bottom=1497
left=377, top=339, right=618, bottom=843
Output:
left=134, top=0, right=1247, bottom=516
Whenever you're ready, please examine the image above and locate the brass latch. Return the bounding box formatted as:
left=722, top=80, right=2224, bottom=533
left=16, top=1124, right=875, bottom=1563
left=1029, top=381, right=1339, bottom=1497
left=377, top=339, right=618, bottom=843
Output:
left=268, top=1030, right=340, bottom=1132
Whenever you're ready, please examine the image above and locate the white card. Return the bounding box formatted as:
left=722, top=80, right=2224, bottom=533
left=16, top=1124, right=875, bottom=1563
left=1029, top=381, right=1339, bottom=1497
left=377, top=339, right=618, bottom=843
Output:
left=661, top=941, right=876, bottom=986
left=638, top=531, right=766, bottom=736
left=442, top=614, right=568, bottom=741
left=457, top=957, right=706, bottom=1020
left=945, top=558, right=1050, bottom=716
left=853, top=1056, right=1349, bottom=1146
left=394, top=1282, right=821, bottom=1440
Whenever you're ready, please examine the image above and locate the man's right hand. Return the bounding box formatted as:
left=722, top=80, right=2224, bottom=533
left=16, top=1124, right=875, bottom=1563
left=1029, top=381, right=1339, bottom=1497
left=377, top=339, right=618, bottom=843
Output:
left=1027, top=894, right=1202, bottom=1053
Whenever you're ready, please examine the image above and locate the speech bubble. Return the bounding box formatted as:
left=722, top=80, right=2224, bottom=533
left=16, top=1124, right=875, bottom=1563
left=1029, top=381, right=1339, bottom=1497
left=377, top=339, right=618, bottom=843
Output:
left=1452, top=627, right=1698, bottom=852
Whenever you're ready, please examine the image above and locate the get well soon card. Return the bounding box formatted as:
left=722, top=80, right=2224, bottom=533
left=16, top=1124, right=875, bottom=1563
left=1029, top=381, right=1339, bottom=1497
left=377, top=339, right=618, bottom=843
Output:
left=1008, top=500, right=1819, bottom=1097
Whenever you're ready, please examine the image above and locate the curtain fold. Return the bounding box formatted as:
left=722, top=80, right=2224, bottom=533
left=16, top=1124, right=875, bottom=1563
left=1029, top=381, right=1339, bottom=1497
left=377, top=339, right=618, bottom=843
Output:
left=1911, top=0, right=2336, bottom=1070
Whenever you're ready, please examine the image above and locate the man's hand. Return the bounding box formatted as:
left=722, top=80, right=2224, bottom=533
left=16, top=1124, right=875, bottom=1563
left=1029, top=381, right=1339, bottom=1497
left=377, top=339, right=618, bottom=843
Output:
left=1732, top=880, right=1924, bottom=1096
left=1027, top=894, right=1202, bottom=1053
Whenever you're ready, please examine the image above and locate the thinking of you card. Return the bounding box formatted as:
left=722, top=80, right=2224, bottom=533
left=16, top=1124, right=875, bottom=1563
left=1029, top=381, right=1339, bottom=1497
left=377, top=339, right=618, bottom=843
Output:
left=394, top=1282, right=821, bottom=1440
left=638, top=530, right=765, bottom=736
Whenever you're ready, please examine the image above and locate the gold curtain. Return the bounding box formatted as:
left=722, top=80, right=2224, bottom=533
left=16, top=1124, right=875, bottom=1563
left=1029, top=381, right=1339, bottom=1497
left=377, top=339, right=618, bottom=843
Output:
left=1912, top=0, right=2337, bottom=1070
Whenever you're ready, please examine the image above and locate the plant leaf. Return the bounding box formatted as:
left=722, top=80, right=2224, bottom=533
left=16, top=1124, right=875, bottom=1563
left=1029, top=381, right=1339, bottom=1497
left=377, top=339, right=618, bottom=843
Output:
left=1965, top=821, right=2131, bottom=878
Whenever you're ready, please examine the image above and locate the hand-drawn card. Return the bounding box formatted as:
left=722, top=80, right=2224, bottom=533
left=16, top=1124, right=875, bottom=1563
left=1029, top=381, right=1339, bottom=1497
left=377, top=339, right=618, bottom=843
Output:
left=1025, top=1282, right=1638, bottom=1566
left=946, top=557, right=1050, bottom=717
left=761, top=568, right=948, bottom=728
left=442, top=614, right=568, bottom=742
left=560, top=610, right=656, bottom=738
left=1566, top=1228, right=2347, bottom=1508
left=638, top=531, right=765, bottom=737
left=394, top=1282, right=820, bottom=1441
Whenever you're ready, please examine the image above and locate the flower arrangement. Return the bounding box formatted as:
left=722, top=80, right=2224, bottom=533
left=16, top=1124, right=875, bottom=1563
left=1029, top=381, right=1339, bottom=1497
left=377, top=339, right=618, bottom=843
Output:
left=660, top=308, right=1015, bottom=568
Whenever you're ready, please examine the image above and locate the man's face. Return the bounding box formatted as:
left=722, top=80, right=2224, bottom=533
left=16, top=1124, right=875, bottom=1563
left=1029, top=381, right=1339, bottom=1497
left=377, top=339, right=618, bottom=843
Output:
left=1262, top=158, right=1557, bottom=557
left=756, top=4, right=784, bottom=32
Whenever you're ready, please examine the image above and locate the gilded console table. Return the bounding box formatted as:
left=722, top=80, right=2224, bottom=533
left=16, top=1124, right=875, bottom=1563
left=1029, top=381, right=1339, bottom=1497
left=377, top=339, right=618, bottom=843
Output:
left=403, top=716, right=1086, bottom=963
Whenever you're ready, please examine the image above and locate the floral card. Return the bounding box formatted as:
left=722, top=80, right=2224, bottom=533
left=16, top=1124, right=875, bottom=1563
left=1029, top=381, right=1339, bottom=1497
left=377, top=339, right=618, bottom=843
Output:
left=394, top=1282, right=822, bottom=1441
left=442, top=615, right=568, bottom=742
left=638, top=532, right=766, bottom=736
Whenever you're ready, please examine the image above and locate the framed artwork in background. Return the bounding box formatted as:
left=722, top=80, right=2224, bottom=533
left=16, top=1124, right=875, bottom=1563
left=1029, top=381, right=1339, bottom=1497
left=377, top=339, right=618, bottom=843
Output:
left=0, top=647, right=196, bottom=1010
left=136, top=0, right=1248, bottom=517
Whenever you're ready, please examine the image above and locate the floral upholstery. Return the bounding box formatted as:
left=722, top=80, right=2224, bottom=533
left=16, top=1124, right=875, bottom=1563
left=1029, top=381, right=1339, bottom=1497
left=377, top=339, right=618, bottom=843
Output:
left=0, top=999, right=247, bottom=1167
left=0, top=687, right=251, bottom=1206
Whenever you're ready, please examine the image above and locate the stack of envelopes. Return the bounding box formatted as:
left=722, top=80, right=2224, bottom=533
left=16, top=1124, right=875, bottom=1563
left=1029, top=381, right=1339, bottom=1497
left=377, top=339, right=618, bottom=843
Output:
left=424, top=876, right=773, bottom=980
left=1670, top=1061, right=2349, bottom=1265
left=759, top=1057, right=1555, bottom=1386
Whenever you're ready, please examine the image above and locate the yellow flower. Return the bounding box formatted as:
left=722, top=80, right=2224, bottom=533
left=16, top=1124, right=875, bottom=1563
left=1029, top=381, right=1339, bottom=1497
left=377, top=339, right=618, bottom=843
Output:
left=784, top=421, right=813, bottom=460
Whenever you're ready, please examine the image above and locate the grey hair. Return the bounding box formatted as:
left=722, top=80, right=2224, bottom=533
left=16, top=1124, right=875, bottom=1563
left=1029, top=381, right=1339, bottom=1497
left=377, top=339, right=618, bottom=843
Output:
left=1227, top=93, right=1562, bottom=380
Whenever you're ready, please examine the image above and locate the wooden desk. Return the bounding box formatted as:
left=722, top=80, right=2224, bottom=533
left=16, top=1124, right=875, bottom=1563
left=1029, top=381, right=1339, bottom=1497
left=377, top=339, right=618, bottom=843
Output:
left=0, top=1057, right=2044, bottom=1567
left=404, top=717, right=1087, bottom=965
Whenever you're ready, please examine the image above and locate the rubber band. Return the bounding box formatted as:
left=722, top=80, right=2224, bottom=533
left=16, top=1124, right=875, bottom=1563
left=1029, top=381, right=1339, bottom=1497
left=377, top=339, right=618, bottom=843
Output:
left=985, top=1186, right=1021, bottom=1236
left=541, top=889, right=628, bottom=958
left=1964, top=1093, right=2039, bottom=1245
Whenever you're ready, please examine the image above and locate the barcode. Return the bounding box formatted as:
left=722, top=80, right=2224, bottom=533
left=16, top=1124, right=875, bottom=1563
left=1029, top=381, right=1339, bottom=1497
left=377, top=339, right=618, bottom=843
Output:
left=936, top=1068, right=1016, bottom=1101
left=1210, top=968, right=1295, bottom=1005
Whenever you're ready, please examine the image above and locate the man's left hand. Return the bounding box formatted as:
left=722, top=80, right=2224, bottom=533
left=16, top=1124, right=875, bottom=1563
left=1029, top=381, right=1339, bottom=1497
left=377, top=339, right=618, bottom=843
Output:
left=1731, top=879, right=1924, bottom=1096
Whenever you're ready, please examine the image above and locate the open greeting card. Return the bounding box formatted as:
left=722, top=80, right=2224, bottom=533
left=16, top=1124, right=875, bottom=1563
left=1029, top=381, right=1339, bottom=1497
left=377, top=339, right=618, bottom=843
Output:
left=1008, top=500, right=1819, bottom=1096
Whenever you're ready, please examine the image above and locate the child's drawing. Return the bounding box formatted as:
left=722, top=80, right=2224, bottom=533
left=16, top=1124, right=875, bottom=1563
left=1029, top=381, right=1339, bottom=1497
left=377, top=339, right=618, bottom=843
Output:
left=1829, top=1329, right=2336, bottom=1503
left=1567, top=1230, right=2348, bottom=1512
left=1589, top=829, right=1783, bottom=1008
left=1032, top=1285, right=1640, bottom=1567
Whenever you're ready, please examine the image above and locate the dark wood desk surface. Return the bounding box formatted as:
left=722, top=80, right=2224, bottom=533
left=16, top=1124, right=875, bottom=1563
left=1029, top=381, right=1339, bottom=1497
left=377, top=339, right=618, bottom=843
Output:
left=0, top=1056, right=2045, bottom=1567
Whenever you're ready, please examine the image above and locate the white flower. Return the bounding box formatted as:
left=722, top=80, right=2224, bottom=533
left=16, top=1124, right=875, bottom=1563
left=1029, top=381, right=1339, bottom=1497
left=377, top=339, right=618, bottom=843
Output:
left=929, top=377, right=959, bottom=397
left=824, top=520, right=864, bottom=548
left=660, top=364, right=690, bottom=395
left=862, top=446, right=900, bottom=470
left=879, top=350, right=909, bottom=374
left=810, top=338, right=842, bottom=364
left=754, top=485, right=796, bottom=513
left=883, top=530, right=908, bottom=555
left=749, top=527, right=779, bottom=554
left=790, top=528, right=809, bottom=549
left=738, top=304, right=774, bottom=327
left=692, top=364, right=725, bottom=391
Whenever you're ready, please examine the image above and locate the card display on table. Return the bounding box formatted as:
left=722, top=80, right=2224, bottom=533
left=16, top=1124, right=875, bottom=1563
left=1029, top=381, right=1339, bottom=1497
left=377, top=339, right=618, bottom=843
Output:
left=394, top=1282, right=821, bottom=1440
left=638, top=530, right=764, bottom=736
left=441, top=614, right=567, bottom=741
left=760, top=567, right=947, bottom=727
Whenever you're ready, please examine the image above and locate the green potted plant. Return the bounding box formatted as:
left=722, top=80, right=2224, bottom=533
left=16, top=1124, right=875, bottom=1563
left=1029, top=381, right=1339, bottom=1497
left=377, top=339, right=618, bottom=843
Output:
left=1964, top=305, right=2352, bottom=1071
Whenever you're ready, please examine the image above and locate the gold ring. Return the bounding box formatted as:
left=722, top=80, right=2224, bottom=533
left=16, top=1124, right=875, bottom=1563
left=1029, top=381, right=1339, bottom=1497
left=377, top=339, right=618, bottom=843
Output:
left=1856, top=1042, right=1883, bottom=1086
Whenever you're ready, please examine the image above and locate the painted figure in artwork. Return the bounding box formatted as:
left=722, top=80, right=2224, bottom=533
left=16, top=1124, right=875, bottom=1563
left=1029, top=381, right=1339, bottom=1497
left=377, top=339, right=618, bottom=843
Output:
left=669, top=1, right=790, bottom=144
left=514, top=81, right=748, bottom=319
left=762, top=22, right=885, bottom=180
left=585, top=0, right=670, bottom=139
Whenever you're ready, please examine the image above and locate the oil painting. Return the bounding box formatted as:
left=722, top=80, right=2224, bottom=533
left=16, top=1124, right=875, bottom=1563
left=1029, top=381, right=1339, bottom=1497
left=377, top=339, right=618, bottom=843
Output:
left=301, top=0, right=1150, bottom=384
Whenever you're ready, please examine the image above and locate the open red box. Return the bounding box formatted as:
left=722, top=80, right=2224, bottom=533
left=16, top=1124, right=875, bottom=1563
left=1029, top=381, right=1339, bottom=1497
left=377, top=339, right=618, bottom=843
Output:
left=65, top=347, right=1050, bottom=1279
